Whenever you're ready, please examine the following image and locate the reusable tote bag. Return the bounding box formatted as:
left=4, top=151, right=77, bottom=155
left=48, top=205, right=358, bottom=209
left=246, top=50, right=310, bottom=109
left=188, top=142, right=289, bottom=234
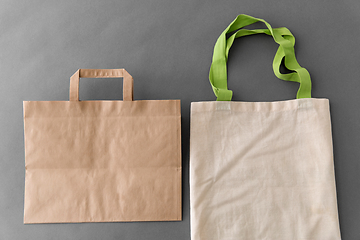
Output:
left=23, top=69, right=181, bottom=223
left=190, top=15, right=341, bottom=239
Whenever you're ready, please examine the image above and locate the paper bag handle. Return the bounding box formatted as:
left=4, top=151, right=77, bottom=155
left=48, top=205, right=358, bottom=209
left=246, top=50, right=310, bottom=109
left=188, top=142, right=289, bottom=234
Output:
left=69, top=69, right=134, bottom=101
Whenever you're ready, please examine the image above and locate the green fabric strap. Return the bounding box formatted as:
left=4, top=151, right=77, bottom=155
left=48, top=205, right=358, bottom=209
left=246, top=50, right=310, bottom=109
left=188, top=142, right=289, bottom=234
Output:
left=209, top=14, right=312, bottom=101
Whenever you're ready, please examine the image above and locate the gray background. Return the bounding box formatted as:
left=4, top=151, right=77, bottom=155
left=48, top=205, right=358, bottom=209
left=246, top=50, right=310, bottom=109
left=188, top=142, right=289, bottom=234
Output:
left=1, top=0, right=359, bottom=239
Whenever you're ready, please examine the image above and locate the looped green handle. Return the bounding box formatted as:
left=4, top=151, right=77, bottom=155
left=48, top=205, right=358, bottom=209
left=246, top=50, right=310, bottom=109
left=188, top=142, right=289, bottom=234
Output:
left=209, top=14, right=312, bottom=101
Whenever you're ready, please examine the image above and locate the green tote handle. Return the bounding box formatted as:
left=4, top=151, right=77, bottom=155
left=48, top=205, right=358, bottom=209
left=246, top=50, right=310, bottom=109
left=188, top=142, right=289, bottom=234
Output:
left=209, top=14, right=312, bottom=101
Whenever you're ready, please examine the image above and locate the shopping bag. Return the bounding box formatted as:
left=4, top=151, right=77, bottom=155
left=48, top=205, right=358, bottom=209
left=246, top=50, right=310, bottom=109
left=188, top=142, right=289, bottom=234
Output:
left=190, top=15, right=341, bottom=239
left=23, top=69, right=181, bottom=223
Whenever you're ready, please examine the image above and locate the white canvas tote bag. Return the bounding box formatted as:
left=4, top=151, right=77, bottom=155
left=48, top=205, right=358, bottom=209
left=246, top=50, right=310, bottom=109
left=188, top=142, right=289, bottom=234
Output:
left=190, top=14, right=341, bottom=240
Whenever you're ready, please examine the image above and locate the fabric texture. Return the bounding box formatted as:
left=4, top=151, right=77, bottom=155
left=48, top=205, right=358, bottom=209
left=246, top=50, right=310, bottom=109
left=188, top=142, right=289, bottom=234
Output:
left=190, top=99, right=341, bottom=239
left=190, top=15, right=341, bottom=239
left=209, top=14, right=311, bottom=101
left=23, top=69, right=182, bottom=223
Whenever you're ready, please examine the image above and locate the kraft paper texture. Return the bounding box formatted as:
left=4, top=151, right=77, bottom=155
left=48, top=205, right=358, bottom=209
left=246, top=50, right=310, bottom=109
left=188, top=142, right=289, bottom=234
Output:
left=23, top=69, right=182, bottom=223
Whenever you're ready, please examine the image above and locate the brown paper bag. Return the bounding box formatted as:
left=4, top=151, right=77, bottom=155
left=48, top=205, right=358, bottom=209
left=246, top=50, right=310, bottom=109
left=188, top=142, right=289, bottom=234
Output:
left=23, top=69, right=181, bottom=223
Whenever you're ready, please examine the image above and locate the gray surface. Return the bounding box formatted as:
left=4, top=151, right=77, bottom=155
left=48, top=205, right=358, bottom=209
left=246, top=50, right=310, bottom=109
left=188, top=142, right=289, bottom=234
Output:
left=1, top=0, right=359, bottom=239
